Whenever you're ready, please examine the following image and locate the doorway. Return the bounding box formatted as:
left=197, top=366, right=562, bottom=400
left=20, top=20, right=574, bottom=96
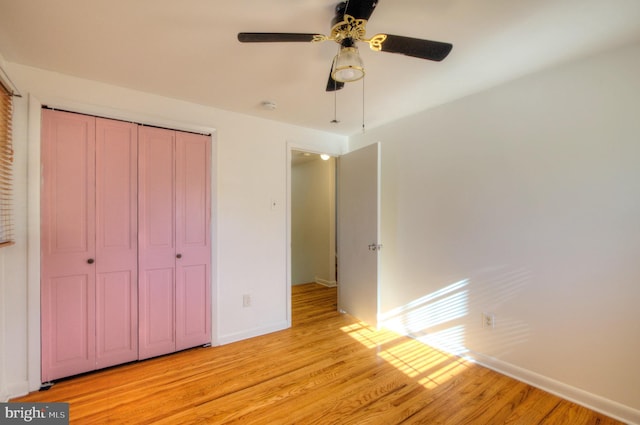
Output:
left=287, top=143, right=380, bottom=329
left=290, top=150, right=337, bottom=288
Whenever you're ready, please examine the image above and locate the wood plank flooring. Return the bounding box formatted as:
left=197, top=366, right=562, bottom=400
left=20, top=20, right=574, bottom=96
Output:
left=13, top=283, right=622, bottom=424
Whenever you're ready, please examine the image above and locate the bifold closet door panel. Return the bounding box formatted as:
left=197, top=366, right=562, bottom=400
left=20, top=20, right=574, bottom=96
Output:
left=41, top=110, right=97, bottom=382
left=175, top=132, right=211, bottom=350
left=95, top=118, right=139, bottom=369
left=138, top=126, right=176, bottom=360
left=42, top=111, right=211, bottom=377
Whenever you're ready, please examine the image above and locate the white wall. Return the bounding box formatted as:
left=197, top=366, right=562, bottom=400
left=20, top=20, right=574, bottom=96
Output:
left=350, top=43, right=640, bottom=423
left=0, top=61, right=347, bottom=399
left=0, top=52, right=29, bottom=400
left=291, top=157, right=336, bottom=285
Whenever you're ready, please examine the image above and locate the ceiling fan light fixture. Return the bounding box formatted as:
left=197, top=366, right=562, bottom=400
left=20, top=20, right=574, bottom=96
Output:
left=332, top=46, right=365, bottom=83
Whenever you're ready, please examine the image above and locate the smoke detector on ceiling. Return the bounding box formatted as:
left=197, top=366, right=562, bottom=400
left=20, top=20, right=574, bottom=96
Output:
left=261, top=100, right=277, bottom=110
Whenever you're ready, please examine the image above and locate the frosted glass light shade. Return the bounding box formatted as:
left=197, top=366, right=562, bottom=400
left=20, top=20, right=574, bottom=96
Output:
left=332, top=46, right=365, bottom=83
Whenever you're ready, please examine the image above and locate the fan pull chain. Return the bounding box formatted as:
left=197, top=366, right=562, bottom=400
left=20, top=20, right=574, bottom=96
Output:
left=330, top=45, right=340, bottom=124
left=332, top=88, right=339, bottom=124
left=362, top=75, right=366, bottom=133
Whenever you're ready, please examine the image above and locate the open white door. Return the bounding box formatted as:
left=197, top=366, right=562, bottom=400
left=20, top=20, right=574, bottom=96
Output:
left=337, top=143, right=380, bottom=327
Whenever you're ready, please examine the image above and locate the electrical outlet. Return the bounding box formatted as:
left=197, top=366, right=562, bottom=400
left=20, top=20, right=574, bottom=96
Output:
left=243, top=294, right=251, bottom=308
left=482, top=312, right=495, bottom=329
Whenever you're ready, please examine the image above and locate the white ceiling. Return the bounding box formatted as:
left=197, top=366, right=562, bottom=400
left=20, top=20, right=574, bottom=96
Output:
left=1, top=0, right=639, bottom=136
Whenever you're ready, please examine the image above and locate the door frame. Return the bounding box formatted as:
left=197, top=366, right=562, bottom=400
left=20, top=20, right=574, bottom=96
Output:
left=27, top=96, right=218, bottom=392
left=286, top=142, right=342, bottom=325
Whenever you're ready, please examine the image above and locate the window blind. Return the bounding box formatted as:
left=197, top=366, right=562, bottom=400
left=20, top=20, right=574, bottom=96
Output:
left=0, top=84, right=14, bottom=247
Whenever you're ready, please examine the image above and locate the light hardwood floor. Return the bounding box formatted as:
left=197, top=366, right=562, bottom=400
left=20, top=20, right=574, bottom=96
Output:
left=14, top=283, right=622, bottom=424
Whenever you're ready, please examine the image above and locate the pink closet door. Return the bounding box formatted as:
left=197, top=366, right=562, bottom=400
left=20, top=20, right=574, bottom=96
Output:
left=175, top=132, right=211, bottom=350
left=95, top=118, right=138, bottom=369
left=138, top=127, right=176, bottom=360
left=41, top=110, right=96, bottom=382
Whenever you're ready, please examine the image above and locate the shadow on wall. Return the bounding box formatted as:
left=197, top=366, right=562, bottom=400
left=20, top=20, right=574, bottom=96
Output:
left=379, top=267, right=532, bottom=359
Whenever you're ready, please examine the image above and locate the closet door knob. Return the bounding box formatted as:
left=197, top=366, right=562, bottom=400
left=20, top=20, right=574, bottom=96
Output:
left=87, top=258, right=95, bottom=264
left=176, top=253, right=182, bottom=259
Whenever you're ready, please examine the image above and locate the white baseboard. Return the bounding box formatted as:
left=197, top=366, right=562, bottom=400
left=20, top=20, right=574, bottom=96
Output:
left=467, top=352, right=639, bottom=425
left=314, top=277, right=337, bottom=288
left=217, top=320, right=289, bottom=345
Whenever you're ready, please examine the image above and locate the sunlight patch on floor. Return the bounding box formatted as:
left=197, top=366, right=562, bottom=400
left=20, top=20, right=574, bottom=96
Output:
left=340, top=320, right=469, bottom=390
left=339, top=322, right=399, bottom=349
left=340, top=279, right=472, bottom=389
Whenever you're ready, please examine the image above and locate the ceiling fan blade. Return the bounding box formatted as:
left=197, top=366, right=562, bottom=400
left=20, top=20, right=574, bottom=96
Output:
left=237, top=33, right=320, bottom=43
left=344, top=0, right=379, bottom=21
left=379, top=34, right=453, bottom=61
left=326, top=76, right=344, bottom=92
left=326, top=61, right=345, bottom=92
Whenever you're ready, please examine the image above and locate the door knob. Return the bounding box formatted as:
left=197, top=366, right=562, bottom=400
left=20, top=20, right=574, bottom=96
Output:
left=176, top=253, right=182, bottom=259
left=87, top=258, right=95, bottom=264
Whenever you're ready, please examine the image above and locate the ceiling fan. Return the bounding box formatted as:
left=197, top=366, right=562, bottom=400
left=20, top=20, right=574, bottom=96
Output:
left=237, top=0, right=453, bottom=92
